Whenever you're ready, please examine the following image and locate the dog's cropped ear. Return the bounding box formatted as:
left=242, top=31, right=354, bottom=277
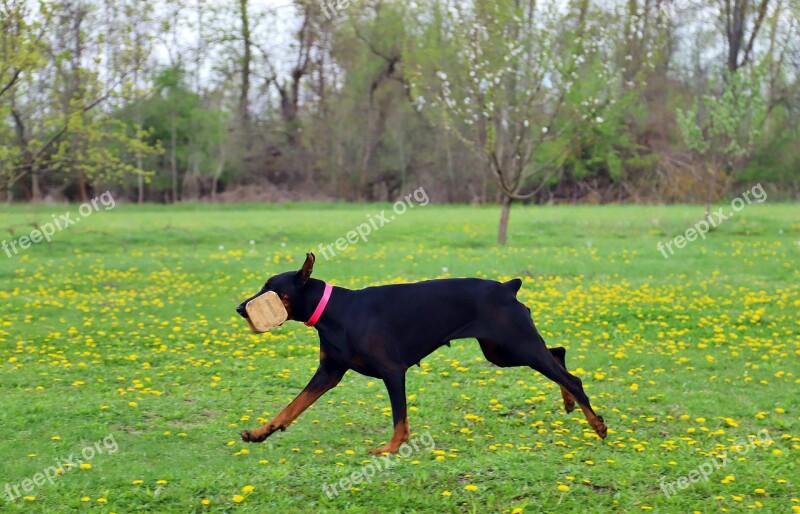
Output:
left=298, top=252, right=315, bottom=285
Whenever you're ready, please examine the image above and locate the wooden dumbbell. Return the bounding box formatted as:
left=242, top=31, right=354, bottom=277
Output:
left=244, top=291, right=288, bottom=333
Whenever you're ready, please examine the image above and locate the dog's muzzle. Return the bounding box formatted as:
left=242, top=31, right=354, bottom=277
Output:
left=239, top=291, right=288, bottom=333
left=236, top=303, right=248, bottom=318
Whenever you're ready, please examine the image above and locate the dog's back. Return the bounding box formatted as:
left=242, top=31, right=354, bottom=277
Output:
left=337, top=278, right=531, bottom=364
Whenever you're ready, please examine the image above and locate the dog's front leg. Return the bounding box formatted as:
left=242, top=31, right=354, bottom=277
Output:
left=241, top=360, right=346, bottom=443
left=370, top=371, right=410, bottom=454
left=549, top=347, right=576, bottom=413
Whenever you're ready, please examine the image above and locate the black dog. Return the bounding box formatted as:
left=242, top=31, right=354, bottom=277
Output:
left=236, top=253, right=607, bottom=454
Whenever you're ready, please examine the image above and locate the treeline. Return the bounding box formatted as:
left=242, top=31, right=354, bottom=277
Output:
left=1, top=0, right=798, bottom=208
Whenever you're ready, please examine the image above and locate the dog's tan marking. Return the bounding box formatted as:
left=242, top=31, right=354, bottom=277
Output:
left=369, top=416, right=410, bottom=454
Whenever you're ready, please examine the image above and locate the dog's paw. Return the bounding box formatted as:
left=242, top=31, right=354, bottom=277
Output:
left=594, top=416, right=608, bottom=439
left=240, top=429, right=269, bottom=443
left=239, top=427, right=275, bottom=443
left=369, top=445, right=399, bottom=455
left=563, top=399, right=576, bottom=414
left=241, top=422, right=287, bottom=443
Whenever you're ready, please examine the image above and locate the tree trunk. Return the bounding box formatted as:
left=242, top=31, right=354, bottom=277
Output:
left=498, top=195, right=513, bottom=245
left=238, top=0, right=251, bottom=126
left=76, top=170, right=89, bottom=201
left=211, top=150, right=225, bottom=203
left=705, top=163, right=717, bottom=220
left=764, top=0, right=782, bottom=134
left=137, top=153, right=144, bottom=204
left=724, top=0, right=770, bottom=72
left=358, top=106, right=375, bottom=200
left=182, top=161, right=200, bottom=201
left=171, top=116, right=178, bottom=203
left=31, top=169, right=42, bottom=202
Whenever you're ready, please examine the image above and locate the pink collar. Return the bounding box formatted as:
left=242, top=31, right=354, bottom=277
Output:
left=305, top=283, right=332, bottom=327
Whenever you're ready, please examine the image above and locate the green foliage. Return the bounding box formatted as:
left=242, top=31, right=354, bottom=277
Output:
left=0, top=0, right=51, bottom=180
left=134, top=67, right=229, bottom=179
left=1, top=0, right=798, bottom=202
left=676, top=68, right=768, bottom=168
left=406, top=0, right=654, bottom=199
left=51, top=100, right=162, bottom=183
left=0, top=0, right=160, bottom=196
left=557, top=53, right=650, bottom=185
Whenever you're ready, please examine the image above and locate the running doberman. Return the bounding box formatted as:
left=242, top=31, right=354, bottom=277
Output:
left=236, top=253, right=607, bottom=454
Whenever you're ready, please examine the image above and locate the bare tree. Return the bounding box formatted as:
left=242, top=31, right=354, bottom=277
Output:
left=722, top=0, right=771, bottom=72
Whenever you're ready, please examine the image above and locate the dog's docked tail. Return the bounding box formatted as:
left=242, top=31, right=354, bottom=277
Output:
left=503, top=278, right=523, bottom=296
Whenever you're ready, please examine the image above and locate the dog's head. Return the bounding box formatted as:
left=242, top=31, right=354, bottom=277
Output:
left=236, top=253, right=317, bottom=322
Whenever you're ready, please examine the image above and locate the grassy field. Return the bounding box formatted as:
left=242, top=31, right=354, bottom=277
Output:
left=0, top=201, right=797, bottom=513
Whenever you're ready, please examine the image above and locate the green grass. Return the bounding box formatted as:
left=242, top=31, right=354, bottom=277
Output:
left=0, top=201, right=797, bottom=513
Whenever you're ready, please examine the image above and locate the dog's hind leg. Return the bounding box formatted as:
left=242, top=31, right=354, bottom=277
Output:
left=479, top=340, right=576, bottom=416
left=549, top=347, right=577, bottom=414
left=480, top=330, right=607, bottom=439
left=478, top=338, right=518, bottom=367
left=531, top=355, right=607, bottom=439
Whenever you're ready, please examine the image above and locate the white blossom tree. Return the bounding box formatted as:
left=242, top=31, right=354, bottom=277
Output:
left=406, top=0, right=639, bottom=244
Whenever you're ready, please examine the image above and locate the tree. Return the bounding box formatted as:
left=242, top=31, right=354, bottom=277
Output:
left=676, top=67, right=767, bottom=217
left=238, top=0, right=252, bottom=127
left=1, top=0, right=159, bottom=202
left=407, top=0, right=629, bottom=244
left=721, top=0, right=771, bottom=72
left=1, top=0, right=50, bottom=200
left=136, top=67, right=229, bottom=202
